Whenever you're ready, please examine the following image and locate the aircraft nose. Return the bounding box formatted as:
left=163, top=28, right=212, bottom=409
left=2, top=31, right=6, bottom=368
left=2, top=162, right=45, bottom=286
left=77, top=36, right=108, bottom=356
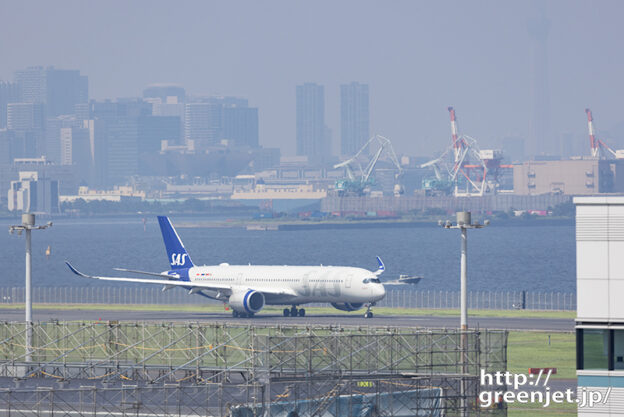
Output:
left=374, top=284, right=386, bottom=301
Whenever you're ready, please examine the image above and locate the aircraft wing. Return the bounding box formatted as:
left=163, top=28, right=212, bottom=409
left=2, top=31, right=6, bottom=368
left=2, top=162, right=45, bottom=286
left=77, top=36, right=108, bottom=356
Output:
left=66, top=262, right=297, bottom=297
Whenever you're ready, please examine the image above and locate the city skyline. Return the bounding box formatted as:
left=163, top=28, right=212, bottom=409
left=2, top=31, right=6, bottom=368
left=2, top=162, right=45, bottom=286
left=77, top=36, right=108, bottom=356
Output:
left=2, top=1, right=624, bottom=158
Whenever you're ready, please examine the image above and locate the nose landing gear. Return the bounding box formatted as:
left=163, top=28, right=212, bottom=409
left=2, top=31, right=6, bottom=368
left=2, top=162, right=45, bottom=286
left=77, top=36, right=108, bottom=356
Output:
left=364, top=303, right=375, bottom=319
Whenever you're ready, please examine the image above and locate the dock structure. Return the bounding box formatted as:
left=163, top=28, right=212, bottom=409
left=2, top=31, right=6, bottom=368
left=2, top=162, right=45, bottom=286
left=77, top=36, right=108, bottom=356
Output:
left=0, top=321, right=508, bottom=416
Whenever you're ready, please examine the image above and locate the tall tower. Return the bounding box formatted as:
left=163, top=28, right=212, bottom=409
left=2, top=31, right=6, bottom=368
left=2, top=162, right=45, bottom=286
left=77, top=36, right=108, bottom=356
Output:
left=296, top=83, right=327, bottom=164
left=527, top=13, right=551, bottom=158
left=340, top=82, right=369, bottom=157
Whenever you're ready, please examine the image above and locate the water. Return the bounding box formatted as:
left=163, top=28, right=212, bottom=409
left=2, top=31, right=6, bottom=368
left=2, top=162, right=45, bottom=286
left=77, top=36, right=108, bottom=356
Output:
left=0, top=216, right=576, bottom=293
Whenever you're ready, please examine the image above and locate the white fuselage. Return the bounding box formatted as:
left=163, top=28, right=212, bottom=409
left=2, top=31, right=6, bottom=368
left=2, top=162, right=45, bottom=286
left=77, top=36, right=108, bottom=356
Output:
left=185, top=264, right=386, bottom=305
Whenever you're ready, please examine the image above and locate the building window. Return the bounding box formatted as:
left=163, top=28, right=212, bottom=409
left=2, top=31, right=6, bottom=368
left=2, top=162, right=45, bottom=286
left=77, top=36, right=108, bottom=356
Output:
left=582, top=329, right=609, bottom=370
left=576, top=328, right=624, bottom=371
left=614, top=330, right=624, bottom=370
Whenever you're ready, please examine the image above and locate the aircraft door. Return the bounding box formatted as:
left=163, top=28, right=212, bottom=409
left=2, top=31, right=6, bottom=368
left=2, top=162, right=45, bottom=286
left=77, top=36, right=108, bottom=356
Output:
left=345, top=273, right=353, bottom=288
left=237, top=273, right=244, bottom=285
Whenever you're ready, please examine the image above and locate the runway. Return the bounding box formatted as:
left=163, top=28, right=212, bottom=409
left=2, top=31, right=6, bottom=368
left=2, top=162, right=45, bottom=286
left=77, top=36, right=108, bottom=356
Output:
left=0, top=308, right=574, bottom=331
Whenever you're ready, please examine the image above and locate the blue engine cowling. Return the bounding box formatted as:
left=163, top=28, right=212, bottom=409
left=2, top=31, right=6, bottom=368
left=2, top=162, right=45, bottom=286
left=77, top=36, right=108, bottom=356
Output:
left=229, top=290, right=265, bottom=314
left=331, top=302, right=364, bottom=312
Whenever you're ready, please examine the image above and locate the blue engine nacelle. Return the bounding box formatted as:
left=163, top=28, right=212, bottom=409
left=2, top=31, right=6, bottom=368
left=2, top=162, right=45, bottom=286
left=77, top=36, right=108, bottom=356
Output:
left=229, top=290, right=265, bottom=314
left=331, top=302, right=364, bottom=312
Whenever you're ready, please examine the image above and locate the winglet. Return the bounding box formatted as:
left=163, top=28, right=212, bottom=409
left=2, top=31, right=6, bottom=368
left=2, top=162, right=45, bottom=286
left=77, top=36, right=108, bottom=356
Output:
left=374, top=256, right=385, bottom=276
left=65, top=261, right=90, bottom=278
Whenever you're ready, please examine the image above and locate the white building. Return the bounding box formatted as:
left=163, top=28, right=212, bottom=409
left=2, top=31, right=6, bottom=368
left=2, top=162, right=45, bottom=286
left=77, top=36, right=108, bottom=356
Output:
left=8, top=171, right=60, bottom=214
left=575, top=196, right=624, bottom=416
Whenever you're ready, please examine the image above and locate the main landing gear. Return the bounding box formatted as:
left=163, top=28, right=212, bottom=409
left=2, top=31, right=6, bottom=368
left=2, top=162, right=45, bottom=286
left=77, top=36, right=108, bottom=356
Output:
left=364, top=303, right=375, bottom=319
left=232, top=310, right=254, bottom=318
left=283, top=306, right=305, bottom=317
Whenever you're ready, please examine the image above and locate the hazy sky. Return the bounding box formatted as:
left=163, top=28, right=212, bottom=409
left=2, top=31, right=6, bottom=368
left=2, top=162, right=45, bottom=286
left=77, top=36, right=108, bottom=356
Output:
left=1, top=0, right=623, bottom=157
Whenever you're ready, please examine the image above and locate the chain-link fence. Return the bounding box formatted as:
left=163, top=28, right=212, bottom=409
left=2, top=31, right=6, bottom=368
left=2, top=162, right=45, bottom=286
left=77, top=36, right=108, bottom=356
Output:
left=0, top=286, right=576, bottom=310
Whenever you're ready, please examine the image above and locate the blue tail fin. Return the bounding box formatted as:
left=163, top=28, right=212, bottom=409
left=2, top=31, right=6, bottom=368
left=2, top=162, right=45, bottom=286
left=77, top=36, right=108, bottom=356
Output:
left=157, top=216, right=194, bottom=270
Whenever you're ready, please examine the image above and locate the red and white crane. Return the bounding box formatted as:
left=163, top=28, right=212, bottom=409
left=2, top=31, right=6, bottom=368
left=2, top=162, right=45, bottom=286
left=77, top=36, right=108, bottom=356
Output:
left=421, top=107, right=507, bottom=196
left=586, top=108, right=617, bottom=159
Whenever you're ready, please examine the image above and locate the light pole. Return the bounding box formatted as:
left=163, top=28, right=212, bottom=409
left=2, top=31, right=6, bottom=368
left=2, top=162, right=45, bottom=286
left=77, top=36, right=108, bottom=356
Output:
left=9, top=213, right=52, bottom=362
left=439, top=211, right=488, bottom=416
left=438, top=211, right=489, bottom=330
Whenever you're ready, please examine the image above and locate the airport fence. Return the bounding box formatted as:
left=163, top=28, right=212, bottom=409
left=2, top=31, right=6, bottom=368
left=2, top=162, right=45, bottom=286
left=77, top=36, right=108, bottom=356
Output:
left=0, top=286, right=576, bottom=311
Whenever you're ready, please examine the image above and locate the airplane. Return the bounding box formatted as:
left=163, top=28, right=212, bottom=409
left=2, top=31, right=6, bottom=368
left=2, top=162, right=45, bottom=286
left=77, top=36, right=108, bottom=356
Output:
left=66, top=216, right=386, bottom=318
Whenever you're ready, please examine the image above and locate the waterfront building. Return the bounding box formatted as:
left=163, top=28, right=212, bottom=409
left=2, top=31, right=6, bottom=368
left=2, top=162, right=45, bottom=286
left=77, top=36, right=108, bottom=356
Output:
left=340, top=82, right=369, bottom=157
left=7, top=171, right=59, bottom=213
left=575, top=196, right=624, bottom=416
left=296, top=83, right=328, bottom=164
left=513, top=159, right=624, bottom=195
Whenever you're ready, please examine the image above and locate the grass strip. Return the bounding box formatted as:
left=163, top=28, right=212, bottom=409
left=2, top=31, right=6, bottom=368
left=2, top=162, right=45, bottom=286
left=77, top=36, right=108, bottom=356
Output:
left=0, top=303, right=575, bottom=319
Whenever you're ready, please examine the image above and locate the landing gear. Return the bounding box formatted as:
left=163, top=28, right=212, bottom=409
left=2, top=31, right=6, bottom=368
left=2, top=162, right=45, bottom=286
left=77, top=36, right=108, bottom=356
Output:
left=283, top=306, right=304, bottom=317
left=364, top=303, right=375, bottom=319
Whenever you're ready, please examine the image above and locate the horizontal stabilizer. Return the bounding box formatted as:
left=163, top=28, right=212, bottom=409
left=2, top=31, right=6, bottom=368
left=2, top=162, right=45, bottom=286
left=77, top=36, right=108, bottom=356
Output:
left=65, top=261, right=90, bottom=278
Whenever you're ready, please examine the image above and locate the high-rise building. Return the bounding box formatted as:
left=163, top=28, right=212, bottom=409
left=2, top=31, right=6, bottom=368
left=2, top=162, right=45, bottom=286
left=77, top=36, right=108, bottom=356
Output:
left=184, top=102, right=223, bottom=150
left=106, top=117, right=139, bottom=184
left=222, top=107, right=258, bottom=148
left=7, top=102, right=45, bottom=157
left=45, top=115, right=80, bottom=163
left=340, top=82, right=369, bottom=157
left=60, top=126, right=92, bottom=185
left=0, top=81, right=20, bottom=129
left=14, top=66, right=88, bottom=117
left=296, top=83, right=328, bottom=163
left=138, top=115, right=181, bottom=153
left=7, top=103, right=44, bottom=131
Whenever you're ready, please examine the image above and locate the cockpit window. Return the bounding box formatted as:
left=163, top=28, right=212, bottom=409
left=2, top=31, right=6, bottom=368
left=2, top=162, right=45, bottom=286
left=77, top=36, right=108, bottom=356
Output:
left=371, top=278, right=381, bottom=284
left=363, top=278, right=371, bottom=284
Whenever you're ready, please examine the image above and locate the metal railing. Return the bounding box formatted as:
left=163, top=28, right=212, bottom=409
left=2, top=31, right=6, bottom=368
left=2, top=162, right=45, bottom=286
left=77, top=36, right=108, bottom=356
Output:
left=0, top=286, right=576, bottom=311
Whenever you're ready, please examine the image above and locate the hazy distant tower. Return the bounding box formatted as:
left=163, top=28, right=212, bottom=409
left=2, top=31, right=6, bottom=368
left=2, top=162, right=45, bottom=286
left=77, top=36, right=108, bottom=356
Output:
left=340, top=82, right=369, bottom=157
left=527, top=14, right=551, bottom=157
left=296, top=83, right=328, bottom=163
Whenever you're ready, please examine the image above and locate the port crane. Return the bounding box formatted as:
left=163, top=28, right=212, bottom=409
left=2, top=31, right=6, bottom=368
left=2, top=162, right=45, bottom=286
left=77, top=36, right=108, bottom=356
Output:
left=586, top=108, right=619, bottom=159
left=333, top=134, right=403, bottom=196
left=420, top=107, right=504, bottom=197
